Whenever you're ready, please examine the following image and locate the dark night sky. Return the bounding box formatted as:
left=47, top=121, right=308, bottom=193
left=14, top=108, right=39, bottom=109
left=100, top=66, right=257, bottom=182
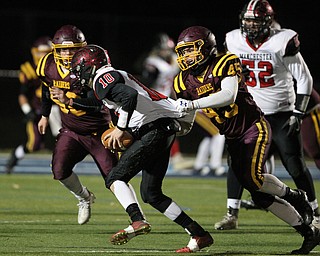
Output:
left=1, top=0, right=319, bottom=79
left=0, top=0, right=319, bottom=149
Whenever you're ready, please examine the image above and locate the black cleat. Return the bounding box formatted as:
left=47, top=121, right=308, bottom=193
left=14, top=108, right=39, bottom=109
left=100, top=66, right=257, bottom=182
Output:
left=291, top=225, right=320, bottom=254
left=5, top=152, right=18, bottom=174
left=283, top=189, right=314, bottom=225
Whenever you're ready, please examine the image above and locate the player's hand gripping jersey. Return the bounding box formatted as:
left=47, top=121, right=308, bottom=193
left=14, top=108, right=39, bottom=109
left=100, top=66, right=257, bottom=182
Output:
left=36, top=52, right=111, bottom=135
left=92, top=66, right=184, bottom=130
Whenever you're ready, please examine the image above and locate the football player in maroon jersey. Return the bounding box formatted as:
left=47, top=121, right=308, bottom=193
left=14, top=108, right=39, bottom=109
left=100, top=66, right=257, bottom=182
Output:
left=36, top=25, right=122, bottom=226
left=301, top=88, right=320, bottom=170
left=5, top=36, right=61, bottom=174
left=173, top=25, right=320, bottom=254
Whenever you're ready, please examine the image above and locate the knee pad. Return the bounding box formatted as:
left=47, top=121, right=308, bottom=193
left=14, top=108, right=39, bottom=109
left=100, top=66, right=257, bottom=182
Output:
left=285, top=155, right=307, bottom=178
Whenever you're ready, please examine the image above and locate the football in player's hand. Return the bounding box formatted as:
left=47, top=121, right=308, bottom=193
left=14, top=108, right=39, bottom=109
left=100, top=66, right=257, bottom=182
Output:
left=101, top=127, right=134, bottom=151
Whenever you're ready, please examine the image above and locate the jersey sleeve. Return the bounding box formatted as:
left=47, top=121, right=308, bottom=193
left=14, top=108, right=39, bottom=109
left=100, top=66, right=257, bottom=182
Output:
left=93, top=70, right=124, bottom=100
left=212, top=53, right=242, bottom=78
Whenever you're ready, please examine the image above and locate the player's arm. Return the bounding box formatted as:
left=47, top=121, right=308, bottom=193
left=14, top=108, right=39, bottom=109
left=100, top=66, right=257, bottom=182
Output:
left=41, top=83, right=53, bottom=118
left=51, top=87, right=103, bottom=112
left=103, top=83, right=138, bottom=130
left=284, top=34, right=312, bottom=114
left=93, top=71, right=138, bottom=130
left=175, top=76, right=238, bottom=111
left=281, top=34, right=312, bottom=136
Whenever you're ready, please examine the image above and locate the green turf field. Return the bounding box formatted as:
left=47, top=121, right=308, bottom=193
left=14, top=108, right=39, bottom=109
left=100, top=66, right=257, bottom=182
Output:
left=1, top=174, right=319, bottom=255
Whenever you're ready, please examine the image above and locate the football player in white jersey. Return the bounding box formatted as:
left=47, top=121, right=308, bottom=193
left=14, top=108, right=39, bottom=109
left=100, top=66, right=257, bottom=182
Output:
left=70, top=44, right=214, bottom=253
left=141, top=33, right=191, bottom=171
left=215, top=0, right=320, bottom=232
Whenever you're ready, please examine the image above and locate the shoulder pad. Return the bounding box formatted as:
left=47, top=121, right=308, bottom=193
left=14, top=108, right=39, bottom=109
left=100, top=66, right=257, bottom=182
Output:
left=93, top=70, right=123, bottom=100
left=36, top=52, right=52, bottom=77
left=213, top=53, right=241, bottom=77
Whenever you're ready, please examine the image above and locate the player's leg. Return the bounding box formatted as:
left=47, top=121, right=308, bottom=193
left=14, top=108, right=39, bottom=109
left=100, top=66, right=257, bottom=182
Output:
left=208, top=133, right=226, bottom=176
left=138, top=145, right=212, bottom=253
left=5, top=120, right=42, bottom=174
left=268, top=112, right=320, bottom=226
left=52, top=130, right=94, bottom=225
left=214, top=160, right=243, bottom=230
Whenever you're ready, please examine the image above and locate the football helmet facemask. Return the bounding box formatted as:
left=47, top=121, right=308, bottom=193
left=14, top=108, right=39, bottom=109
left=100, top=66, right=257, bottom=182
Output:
left=175, top=26, right=217, bottom=71
left=52, top=25, right=87, bottom=69
left=71, top=44, right=111, bottom=88
left=240, top=0, right=274, bottom=42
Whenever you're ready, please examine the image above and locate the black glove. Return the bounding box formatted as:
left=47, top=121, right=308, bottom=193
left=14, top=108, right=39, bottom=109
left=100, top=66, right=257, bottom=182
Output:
left=282, top=112, right=303, bottom=137
left=241, top=64, right=250, bottom=80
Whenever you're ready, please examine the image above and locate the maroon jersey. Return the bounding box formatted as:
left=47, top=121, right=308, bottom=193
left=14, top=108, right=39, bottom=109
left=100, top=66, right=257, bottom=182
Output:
left=173, top=53, right=263, bottom=138
left=19, top=60, right=42, bottom=115
left=36, top=52, right=111, bottom=135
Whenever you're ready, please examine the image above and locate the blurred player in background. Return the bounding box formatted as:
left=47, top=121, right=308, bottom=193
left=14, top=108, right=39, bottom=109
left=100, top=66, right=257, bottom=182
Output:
left=192, top=111, right=226, bottom=176
left=140, top=33, right=193, bottom=171
left=36, top=25, right=122, bottom=225
left=5, top=36, right=61, bottom=174
left=301, top=87, right=320, bottom=172
left=215, top=0, right=319, bottom=232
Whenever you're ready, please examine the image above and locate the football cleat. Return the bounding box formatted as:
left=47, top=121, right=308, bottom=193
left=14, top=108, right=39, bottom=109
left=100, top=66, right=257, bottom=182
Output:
left=77, top=190, right=95, bottom=225
left=312, top=208, right=320, bottom=229
left=5, top=152, right=18, bottom=174
left=291, top=225, right=320, bottom=254
left=176, top=231, right=214, bottom=253
left=283, top=189, right=314, bottom=225
left=110, top=220, right=151, bottom=245
left=214, top=213, right=238, bottom=230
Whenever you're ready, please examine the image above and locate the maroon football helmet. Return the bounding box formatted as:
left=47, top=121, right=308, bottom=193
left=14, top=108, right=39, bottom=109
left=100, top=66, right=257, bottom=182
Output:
left=71, top=44, right=111, bottom=88
left=175, top=26, right=217, bottom=71
left=31, top=36, right=52, bottom=65
left=240, top=0, right=274, bottom=42
left=52, top=25, right=87, bottom=69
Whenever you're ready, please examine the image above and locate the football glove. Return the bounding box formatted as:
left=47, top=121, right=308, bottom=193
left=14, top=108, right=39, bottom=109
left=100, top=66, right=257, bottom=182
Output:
left=282, top=112, right=304, bottom=137
left=175, top=98, right=195, bottom=113
left=241, top=64, right=250, bottom=80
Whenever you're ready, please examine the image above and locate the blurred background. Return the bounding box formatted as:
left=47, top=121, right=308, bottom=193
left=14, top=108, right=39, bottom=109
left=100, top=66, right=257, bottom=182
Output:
left=0, top=0, right=319, bottom=153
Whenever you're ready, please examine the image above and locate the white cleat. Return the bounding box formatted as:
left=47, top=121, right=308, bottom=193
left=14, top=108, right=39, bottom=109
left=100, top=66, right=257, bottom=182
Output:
left=77, top=191, right=96, bottom=225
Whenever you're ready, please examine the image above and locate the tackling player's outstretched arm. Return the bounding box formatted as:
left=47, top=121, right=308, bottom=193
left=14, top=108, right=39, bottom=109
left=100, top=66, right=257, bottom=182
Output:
left=175, top=76, right=238, bottom=112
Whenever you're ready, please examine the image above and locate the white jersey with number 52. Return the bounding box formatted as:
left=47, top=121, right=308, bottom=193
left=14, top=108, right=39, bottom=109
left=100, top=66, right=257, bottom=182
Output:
left=225, top=28, right=312, bottom=115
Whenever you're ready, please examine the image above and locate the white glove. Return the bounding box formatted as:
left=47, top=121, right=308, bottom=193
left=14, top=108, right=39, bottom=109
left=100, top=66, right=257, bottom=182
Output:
left=175, top=98, right=196, bottom=113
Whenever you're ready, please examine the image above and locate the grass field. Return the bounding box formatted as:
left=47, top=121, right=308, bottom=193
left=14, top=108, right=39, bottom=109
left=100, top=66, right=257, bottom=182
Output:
left=1, top=174, right=320, bottom=255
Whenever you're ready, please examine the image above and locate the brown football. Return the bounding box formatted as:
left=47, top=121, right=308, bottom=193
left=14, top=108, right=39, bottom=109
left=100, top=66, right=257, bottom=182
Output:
left=101, top=127, right=134, bottom=151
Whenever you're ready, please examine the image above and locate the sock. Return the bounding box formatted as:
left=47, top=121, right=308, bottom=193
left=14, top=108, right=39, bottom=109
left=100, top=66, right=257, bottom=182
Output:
left=267, top=197, right=303, bottom=226
left=128, top=183, right=146, bottom=219
left=126, top=203, right=144, bottom=222
left=59, top=172, right=89, bottom=200
left=112, top=180, right=137, bottom=210
left=258, top=173, right=287, bottom=197
left=227, top=198, right=241, bottom=210
left=164, top=201, right=182, bottom=221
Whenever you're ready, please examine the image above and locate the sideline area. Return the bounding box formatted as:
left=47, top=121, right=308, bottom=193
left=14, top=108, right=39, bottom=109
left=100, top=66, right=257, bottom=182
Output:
left=0, top=152, right=319, bottom=180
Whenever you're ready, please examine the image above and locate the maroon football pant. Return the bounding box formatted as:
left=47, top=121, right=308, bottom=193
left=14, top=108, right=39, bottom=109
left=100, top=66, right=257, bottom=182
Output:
left=301, top=108, right=320, bottom=169
left=51, top=128, right=117, bottom=180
